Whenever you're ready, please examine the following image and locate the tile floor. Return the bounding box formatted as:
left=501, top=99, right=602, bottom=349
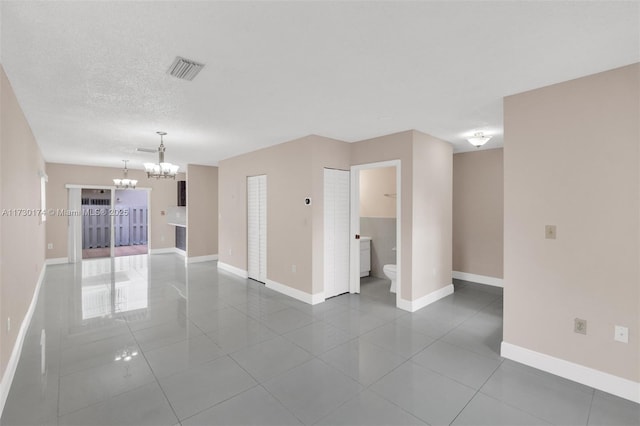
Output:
left=1, top=254, right=638, bottom=426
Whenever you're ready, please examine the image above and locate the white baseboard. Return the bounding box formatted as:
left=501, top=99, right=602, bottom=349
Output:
left=453, top=271, right=503, bottom=288
left=266, top=279, right=324, bottom=305
left=186, top=254, right=218, bottom=264
left=397, top=283, right=454, bottom=312
left=45, top=257, right=68, bottom=265
left=0, top=264, right=46, bottom=418
left=501, top=341, right=640, bottom=403
left=150, top=247, right=185, bottom=256
left=217, top=262, right=248, bottom=279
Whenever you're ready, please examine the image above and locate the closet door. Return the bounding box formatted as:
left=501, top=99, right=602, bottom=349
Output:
left=247, top=175, right=267, bottom=282
left=324, top=168, right=350, bottom=298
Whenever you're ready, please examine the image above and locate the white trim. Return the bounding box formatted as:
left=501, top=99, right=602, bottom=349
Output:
left=45, top=257, right=68, bottom=265
left=186, top=254, right=218, bottom=264
left=452, top=271, right=503, bottom=288
left=265, top=279, right=325, bottom=305
left=217, top=262, right=248, bottom=279
left=397, top=283, right=454, bottom=312
left=501, top=341, right=640, bottom=403
left=0, top=265, right=46, bottom=418
left=149, top=247, right=185, bottom=256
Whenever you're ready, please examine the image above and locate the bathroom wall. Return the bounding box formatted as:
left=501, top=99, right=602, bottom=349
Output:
left=359, top=166, right=397, bottom=278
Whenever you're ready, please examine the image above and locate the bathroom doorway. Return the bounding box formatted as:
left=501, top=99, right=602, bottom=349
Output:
left=349, top=160, right=401, bottom=308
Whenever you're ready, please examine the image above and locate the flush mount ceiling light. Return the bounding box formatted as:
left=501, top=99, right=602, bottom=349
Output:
left=141, top=132, right=179, bottom=179
left=467, top=132, right=493, bottom=148
left=113, top=160, right=137, bottom=189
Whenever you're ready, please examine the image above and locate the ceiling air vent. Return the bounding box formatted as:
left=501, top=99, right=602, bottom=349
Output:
left=167, top=56, right=205, bottom=81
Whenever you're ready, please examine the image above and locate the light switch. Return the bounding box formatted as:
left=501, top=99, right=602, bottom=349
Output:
left=545, top=225, right=556, bottom=239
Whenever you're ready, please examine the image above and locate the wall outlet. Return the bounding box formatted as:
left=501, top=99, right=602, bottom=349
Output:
left=574, top=318, right=587, bottom=334
left=291, top=264, right=297, bottom=273
left=614, top=325, right=629, bottom=343
left=47, top=243, right=53, bottom=250
left=7, top=317, right=10, bottom=332
left=545, top=225, right=557, bottom=239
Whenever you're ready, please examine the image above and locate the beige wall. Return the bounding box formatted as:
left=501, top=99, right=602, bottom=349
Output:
left=504, top=64, right=639, bottom=382
left=453, top=149, right=503, bottom=278
left=46, top=164, right=184, bottom=259
left=219, top=135, right=351, bottom=296
left=412, top=131, right=453, bottom=300
left=186, top=164, right=218, bottom=258
left=360, top=167, right=396, bottom=218
left=0, top=65, right=46, bottom=377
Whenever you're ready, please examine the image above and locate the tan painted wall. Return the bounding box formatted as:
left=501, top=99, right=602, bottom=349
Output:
left=412, top=131, right=453, bottom=300
left=46, top=163, right=184, bottom=259
left=186, top=164, right=218, bottom=258
left=453, top=149, right=504, bottom=278
left=360, top=167, right=396, bottom=218
left=504, top=64, right=639, bottom=382
left=0, top=65, right=46, bottom=377
left=218, top=136, right=316, bottom=293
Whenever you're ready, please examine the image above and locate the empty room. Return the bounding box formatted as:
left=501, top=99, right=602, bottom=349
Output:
left=0, top=1, right=638, bottom=425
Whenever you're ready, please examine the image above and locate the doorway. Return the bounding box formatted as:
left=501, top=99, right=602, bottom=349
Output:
left=67, top=185, right=151, bottom=263
left=349, top=160, right=401, bottom=307
left=247, top=175, right=267, bottom=283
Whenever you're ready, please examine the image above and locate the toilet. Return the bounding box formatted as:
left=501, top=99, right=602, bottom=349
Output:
left=383, top=264, right=397, bottom=293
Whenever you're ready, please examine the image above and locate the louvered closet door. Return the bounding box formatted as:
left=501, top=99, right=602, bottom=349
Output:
left=247, top=175, right=267, bottom=283
left=324, top=168, right=350, bottom=298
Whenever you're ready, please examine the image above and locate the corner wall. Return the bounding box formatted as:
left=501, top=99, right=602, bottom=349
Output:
left=186, top=164, right=218, bottom=260
left=0, top=65, right=46, bottom=384
left=503, top=64, right=639, bottom=390
left=452, top=149, right=503, bottom=281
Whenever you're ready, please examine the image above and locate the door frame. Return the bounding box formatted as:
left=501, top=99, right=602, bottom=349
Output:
left=66, top=184, right=152, bottom=262
left=349, top=160, right=402, bottom=307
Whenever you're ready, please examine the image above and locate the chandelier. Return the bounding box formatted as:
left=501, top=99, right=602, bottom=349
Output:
left=113, top=160, right=137, bottom=189
left=143, top=131, right=179, bottom=179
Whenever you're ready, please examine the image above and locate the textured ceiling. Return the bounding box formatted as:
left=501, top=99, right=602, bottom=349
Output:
left=1, top=1, right=638, bottom=169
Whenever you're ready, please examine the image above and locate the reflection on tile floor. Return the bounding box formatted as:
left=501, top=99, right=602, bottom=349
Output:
left=2, top=255, right=638, bottom=425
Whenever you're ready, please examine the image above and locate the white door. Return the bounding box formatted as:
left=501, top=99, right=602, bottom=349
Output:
left=324, top=168, right=350, bottom=298
left=247, top=175, right=267, bottom=283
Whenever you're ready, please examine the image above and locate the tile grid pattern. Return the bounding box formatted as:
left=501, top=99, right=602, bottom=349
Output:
left=1, top=255, right=638, bottom=426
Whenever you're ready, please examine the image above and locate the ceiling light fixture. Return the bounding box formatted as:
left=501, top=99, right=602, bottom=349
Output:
left=113, top=160, right=137, bottom=189
left=143, top=132, right=179, bottom=179
left=467, top=132, right=492, bottom=148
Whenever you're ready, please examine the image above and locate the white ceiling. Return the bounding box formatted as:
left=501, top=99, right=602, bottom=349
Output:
left=1, top=1, right=638, bottom=170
